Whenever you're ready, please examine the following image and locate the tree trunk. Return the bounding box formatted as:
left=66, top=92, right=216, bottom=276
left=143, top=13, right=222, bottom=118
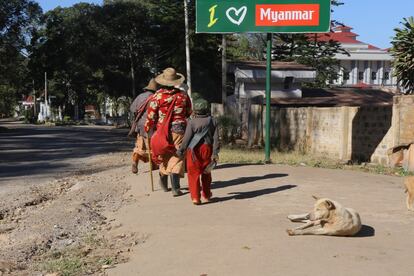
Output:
left=129, top=44, right=136, bottom=98
left=222, top=35, right=227, bottom=108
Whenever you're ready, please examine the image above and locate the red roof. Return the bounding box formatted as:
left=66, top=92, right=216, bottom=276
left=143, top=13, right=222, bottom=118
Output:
left=368, top=44, right=380, bottom=50
left=353, top=82, right=372, bottom=89
left=309, top=25, right=381, bottom=49
left=22, top=95, right=34, bottom=102
left=311, top=31, right=362, bottom=44
left=232, top=61, right=314, bottom=71
left=85, top=105, right=97, bottom=112
left=271, top=88, right=394, bottom=107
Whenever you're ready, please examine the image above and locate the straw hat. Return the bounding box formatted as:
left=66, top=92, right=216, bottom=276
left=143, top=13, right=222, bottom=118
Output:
left=155, top=67, right=185, bottom=87
left=143, top=78, right=158, bottom=92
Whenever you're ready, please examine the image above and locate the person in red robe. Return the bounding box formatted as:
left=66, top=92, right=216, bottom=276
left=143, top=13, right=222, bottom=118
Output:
left=177, top=98, right=219, bottom=205
left=144, top=68, right=192, bottom=196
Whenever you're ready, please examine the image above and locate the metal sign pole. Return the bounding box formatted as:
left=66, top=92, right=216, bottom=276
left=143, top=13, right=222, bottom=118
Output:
left=184, top=0, right=192, bottom=98
left=265, top=33, right=272, bottom=163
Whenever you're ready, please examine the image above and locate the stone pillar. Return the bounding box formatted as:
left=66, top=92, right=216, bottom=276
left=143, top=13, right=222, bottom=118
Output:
left=340, top=106, right=350, bottom=161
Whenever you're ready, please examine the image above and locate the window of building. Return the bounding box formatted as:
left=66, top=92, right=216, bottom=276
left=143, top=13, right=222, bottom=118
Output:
left=384, top=72, right=390, bottom=80
left=371, top=71, right=377, bottom=80
left=377, top=61, right=382, bottom=68
left=358, top=71, right=364, bottom=81
left=343, top=71, right=350, bottom=81
left=284, top=77, right=294, bottom=89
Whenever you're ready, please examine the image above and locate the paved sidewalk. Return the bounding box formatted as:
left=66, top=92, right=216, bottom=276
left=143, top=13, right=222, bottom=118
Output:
left=109, top=164, right=413, bottom=276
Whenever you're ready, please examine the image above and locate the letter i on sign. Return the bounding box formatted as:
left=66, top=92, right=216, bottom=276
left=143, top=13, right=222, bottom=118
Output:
left=208, top=4, right=219, bottom=28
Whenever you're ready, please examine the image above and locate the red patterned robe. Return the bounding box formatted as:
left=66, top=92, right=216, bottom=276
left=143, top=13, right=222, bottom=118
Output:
left=144, top=88, right=192, bottom=134
left=144, top=87, right=192, bottom=176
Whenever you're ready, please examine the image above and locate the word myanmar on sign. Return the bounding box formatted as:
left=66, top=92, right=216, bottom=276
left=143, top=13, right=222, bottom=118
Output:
left=196, top=0, right=331, bottom=33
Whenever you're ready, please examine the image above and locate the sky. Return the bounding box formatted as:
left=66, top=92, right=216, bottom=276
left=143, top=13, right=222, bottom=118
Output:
left=37, top=0, right=101, bottom=12
left=37, top=0, right=414, bottom=49
left=333, top=0, right=414, bottom=49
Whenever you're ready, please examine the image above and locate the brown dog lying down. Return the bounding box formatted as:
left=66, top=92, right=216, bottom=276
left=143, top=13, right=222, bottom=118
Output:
left=287, top=196, right=362, bottom=236
left=405, top=176, right=414, bottom=211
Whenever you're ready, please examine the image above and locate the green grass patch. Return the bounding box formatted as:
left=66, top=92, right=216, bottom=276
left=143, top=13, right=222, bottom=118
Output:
left=219, top=147, right=414, bottom=177
left=38, top=233, right=115, bottom=276
left=41, top=256, right=84, bottom=276
left=83, top=233, right=105, bottom=247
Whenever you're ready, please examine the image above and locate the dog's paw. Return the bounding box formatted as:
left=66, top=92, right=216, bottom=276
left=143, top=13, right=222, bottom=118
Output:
left=287, top=215, right=295, bottom=221
left=286, top=229, right=295, bottom=236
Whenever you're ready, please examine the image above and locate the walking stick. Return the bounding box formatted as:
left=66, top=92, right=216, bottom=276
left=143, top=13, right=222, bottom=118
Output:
left=147, top=135, right=155, bottom=192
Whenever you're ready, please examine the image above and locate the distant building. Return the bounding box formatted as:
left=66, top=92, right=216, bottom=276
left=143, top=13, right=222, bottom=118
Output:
left=315, top=26, right=398, bottom=90
left=230, top=61, right=316, bottom=100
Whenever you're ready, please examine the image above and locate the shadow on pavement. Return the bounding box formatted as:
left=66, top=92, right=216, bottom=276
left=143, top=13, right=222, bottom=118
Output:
left=0, top=125, right=132, bottom=180
left=353, top=225, right=375, bottom=238
left=0, top=162, right=69, bottom=179
left=212, top=173, right=289, bottom=189
left=215, top=163, right=262, bottom=170
left=210, top=184, right=296, bottom=203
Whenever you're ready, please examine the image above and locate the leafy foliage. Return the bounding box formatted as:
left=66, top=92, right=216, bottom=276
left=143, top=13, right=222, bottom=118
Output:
left=391, top=16, right=414, bottom=94
left=217, top=115, right=239, bottom=143
left=0, top=0, right=42, bottom=115
left=271, top=34, right=348, bottom=87
left=26, top=0, right=222, bottom=119
left=226, top=0, right=347, bottom=88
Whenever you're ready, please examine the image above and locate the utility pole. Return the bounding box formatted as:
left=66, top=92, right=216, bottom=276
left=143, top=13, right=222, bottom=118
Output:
left=129, top=45, right=136, bottom=98
left=32, top=80, right=37, bottom=118
left=184, top=0, right=192, bottom=98
left=265, top=33, right=272, bottom=163
left=221, top=35, right=227, bottom=110
left=44, top=72, right=48, bottom=118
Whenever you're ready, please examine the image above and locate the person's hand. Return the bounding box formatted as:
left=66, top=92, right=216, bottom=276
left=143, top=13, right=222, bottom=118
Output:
left=213, top=155, right=219, bottom=162
left=176, top=149, right=184, bottom=159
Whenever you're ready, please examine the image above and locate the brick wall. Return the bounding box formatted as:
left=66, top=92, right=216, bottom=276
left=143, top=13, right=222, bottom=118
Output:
left=394, top=96, right=414, bottom=145
left=239, top=95, right=414, bottom=165
left=350, top=106, right=393, bottom=164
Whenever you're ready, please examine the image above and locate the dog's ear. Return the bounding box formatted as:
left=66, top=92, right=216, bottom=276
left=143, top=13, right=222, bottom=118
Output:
left=312, top=195, right=319, bottom=200
left=324, top=200, right=336, bottom=210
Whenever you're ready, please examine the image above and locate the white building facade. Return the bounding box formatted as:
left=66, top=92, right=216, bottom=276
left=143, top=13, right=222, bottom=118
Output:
left=320, top=26, right=398, bottom=90
left=231, top=61, right=316, bottom=100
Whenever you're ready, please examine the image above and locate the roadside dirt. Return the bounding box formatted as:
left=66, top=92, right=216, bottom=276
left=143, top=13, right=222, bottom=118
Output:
left=0, top=152, right=139, bottom=275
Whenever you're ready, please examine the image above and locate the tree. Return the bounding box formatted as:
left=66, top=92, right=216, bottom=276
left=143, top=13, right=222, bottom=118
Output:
left=270, top=0, right=347, bottom=87
left=29, top=4, right=104, bottom=118
left=27, top=0, right=223, bottom=120
left=391, top=16, right=414, bottom=94
left=99, top=1, right=156, bottom=98
left=0, top=0, right=42, bottom=116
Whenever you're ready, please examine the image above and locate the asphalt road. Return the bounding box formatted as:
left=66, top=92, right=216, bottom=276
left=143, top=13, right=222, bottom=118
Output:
left=0, top=119, right=132, bottom=191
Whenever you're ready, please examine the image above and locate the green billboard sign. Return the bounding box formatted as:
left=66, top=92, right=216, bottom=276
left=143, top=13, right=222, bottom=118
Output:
left=196, top=0, right=331, bottom=33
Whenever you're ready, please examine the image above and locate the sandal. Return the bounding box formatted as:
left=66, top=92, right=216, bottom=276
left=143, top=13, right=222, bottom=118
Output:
left=131, top=163, right=138, bottom=174
left=202, top=192, right=212, bottom=203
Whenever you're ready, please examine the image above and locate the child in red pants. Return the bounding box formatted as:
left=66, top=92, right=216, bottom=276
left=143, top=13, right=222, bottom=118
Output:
left=177, top=98, right=219, bottom=205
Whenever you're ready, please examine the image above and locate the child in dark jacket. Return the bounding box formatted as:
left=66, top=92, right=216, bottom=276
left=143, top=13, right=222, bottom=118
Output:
left=177, top=98, right=219, bottom=205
